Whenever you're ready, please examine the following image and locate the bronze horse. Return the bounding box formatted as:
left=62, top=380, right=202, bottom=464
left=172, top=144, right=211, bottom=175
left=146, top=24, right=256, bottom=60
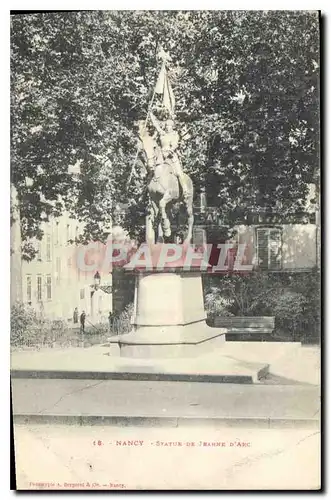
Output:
left=146, top=160, right=194, bottom=245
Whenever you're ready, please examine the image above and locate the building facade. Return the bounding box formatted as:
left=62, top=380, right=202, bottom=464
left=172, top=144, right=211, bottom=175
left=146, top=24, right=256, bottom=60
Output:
left=193, top=183, right=319, bottom=272
left=21, top=212, right=112, bottom=323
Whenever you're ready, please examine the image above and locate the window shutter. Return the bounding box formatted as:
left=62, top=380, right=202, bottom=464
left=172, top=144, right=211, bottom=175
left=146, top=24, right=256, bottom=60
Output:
left=269, top=229, right=282, bottom=269
left=26, top=276, right=32, bottom=302
left=37, top=276, right=42, bottom=301
left=46, top=275, right=52, bottom=300
left=257, top=229, right=269, bottom=269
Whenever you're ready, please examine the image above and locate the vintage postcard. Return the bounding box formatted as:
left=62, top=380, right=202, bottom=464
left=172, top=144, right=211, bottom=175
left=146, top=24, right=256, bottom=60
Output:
left=10, top=10, right=321, bottom=490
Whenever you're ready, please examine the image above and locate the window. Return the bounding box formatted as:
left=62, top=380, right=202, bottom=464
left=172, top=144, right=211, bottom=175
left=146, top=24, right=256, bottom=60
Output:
left=256, top=228, right=282, bottom=270
left=46, top=234, right=51, bottom=262
left=227, top=232, right=240, bottom=269
left=37, top=276, right=42, bottom=301
left=26, top=276, right=32, bottom=302
left=66, top=224, right=70, bottom=244
left=193, top=227, right=206, bottom=246
left=56, top=257, right=61, bottom=284
left=46, top=275, right=52, bottom=300
left=199, top=189, right=207, bottom=213
left=80, top=288, right=85, bottom=300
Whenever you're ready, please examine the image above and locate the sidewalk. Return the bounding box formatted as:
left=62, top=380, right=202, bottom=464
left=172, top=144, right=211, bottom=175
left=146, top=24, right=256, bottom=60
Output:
left=12, top=378, right=320, bottom=428
left=10, top=342, right=320, bottom=386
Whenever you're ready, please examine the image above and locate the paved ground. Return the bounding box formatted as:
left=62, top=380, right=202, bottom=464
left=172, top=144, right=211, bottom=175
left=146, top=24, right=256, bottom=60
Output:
left=13, top=423, right=321, bottom=490
left=11, top=378, right=320, bottom=426
left=10, top=342, right=321, bottom=385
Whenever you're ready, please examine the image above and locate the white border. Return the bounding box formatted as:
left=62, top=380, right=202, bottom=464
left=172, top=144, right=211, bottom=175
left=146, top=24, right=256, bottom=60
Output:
left=2, top=5, right=327, bottom=499
left=1, top=7, right=10, bottom=498
left=4, top=2, right=327, bottom=11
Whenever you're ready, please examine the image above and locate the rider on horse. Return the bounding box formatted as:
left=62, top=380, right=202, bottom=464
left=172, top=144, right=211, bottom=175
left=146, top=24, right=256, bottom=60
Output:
left=149, top=112, right=189, bottom=200
left=137, top=113, right=194, bottom=244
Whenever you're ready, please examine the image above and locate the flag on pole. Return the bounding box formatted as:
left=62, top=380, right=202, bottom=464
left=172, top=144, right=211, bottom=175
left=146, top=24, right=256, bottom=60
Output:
left=155, top=61, right=175, bottom=116
left=127, top=47, right=175, bottom=188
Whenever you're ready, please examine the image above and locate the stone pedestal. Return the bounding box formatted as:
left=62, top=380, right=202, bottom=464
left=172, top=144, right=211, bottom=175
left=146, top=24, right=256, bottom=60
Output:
left=107, top=244, right=269, bottom=381
left=113, top=266, right=225, bottom=358
left=135, top=271, right=206, bottom=326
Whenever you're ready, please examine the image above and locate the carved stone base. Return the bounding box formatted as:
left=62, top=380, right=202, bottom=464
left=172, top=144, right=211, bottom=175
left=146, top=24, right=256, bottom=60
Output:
left=113, top=322, right=226, bottom=358
left=111, top=269, right=226, bottom=358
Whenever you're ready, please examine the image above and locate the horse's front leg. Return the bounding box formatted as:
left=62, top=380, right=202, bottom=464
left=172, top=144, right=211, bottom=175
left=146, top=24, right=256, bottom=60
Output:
left=146, top=200, right=158, bottom=244
left=184, top=196, right=194, bottom=245
left=152, top=202, right=161, bottom=243
left=159, top=192, right=172, bottom=240
left=157, top=222, right=164, bottom=243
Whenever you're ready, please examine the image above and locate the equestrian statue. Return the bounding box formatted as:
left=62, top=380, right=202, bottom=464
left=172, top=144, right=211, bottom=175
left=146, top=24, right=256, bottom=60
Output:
left=131, top=48, right=194, bottom=245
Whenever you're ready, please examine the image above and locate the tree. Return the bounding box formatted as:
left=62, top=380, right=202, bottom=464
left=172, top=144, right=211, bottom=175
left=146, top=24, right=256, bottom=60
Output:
left=204, top=269, right=320, bottom=343
left=11, top=11, right=320, bottom=253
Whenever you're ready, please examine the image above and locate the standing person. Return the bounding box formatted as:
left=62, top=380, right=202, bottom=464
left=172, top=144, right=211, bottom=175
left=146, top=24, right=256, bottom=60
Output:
left=108, top=311, right=114, bottom=333
left=73, top=307, right=78, bottom=324
left=80, top=311, right=86, bottom=334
